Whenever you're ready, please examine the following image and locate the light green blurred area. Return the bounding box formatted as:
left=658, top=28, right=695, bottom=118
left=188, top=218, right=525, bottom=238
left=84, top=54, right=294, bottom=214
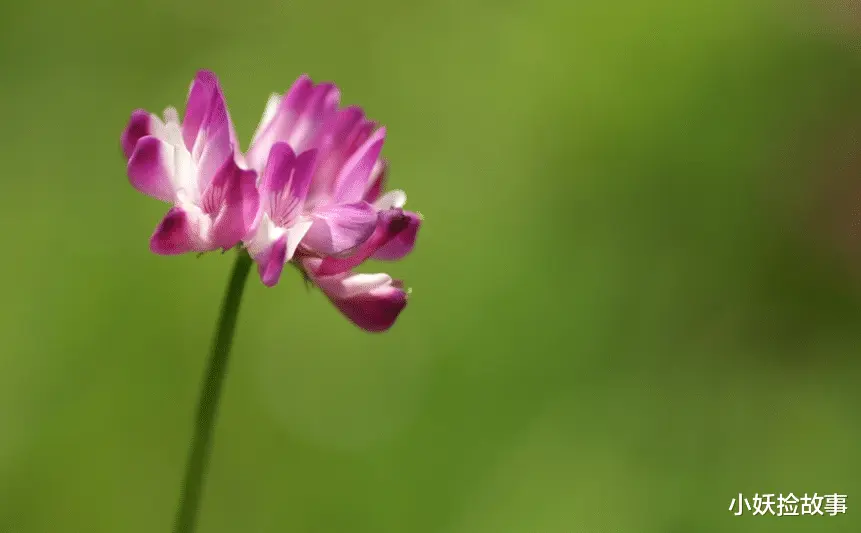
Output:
left=1, top=0, right=861, bottom=531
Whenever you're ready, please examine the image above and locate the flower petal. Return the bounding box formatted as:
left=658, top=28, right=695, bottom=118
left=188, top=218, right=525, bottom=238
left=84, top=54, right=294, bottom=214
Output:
left=183, top=71, right=234, bottom=150
left=314, top=209, right=415, bottom=276
left=374, top=189, right=407, bottom=210
left=121, top=109, right=152, bottom=160
left=261, top=143, right=315, bottom=226
left=202, top=156, right=261, bottom=250
left=256, top=233, right=288, bottom=287
left=285, top=80, right=340, bottom=152
left=372, top=210, right=421, bottom=261
left=283, top=218, right=314, bottom=261
left=149, top=206, right=207, bottom=255
left=260, top=141, right=296, bottom=196
left=303, top=201, right=378, bottom=255
left=127, top=135, right=176, bottom=203
left=332, top=127, right=386, bottom=204
left=363, top=159, right=388, bottom=203
left=305, top=261, right=408, bottom=333
left=245, top=75, right=340, bottom=171
left=183, top=71, right=237, bottom=191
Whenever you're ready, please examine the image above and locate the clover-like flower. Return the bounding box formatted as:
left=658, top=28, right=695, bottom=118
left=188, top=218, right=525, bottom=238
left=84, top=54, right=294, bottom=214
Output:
left=121, top=71, right=259, bottom=254
left=242, top=76, right=421, bottom=330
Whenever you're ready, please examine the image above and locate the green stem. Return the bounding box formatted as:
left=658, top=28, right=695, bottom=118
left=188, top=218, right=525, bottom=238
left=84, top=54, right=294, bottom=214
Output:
left=173, top=248, right=253, bottom=533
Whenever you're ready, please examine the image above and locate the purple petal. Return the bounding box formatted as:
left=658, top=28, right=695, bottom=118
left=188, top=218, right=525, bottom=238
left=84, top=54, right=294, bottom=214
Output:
left=315, top=209, right=415, bottom=276
left=202, top=156, right=261, bottom=250
left=150, top=207, right=201, bottom=255
left=304, top=261, right=408, bottom=333
left=256, top=234, right=288, bottom=287
left=127, top=136, right=175, bottom=203
left=331, top=283, right=408, bottom=333
left=183, top=71, right=226, bottom=152
left=363, top=159, right=388, bottom=203
left=281, top=75, right=316, bottom=115
left=306, top=106, right=376, bottom=202
left=121, top=110, right=152, bottom=160
left=246, top=75, right=340, bottom=171
left=332, top=127, right=386, bottom=204
left=261, top=143, right=315, bottom=226
left=303, top=202, right=378, bottom=255
left=372, top=210, right=421, bottom=261
left=261, top=142, right=296, bottom=196
left=183, top=71, right=237, bottom=190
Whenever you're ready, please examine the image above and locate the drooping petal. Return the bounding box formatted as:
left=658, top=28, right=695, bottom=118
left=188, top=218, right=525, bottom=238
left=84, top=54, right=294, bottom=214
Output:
left=149, top=206, right=208, bottom=255
left=314, top=209, right=414, bottom=276
left=256, top=233, right=288, bottom=287
left=302, top=201, right=378, bottom=255
left=126, top=136, right=175, bottom=203
left=121, top=109, right=152, bottom=160
left=304, top=259, right=408, bottom=332
left=201, top=155, right=261, bottom=250
left=331, top=127, right=386, bottom=204
left=260, top=143, right=315, bottom=226
left=372, top=210, right=421, bottom=260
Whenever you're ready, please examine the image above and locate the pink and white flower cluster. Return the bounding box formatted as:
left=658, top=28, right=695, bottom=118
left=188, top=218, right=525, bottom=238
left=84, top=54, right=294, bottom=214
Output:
left=121, top=71, right=420, bottom=332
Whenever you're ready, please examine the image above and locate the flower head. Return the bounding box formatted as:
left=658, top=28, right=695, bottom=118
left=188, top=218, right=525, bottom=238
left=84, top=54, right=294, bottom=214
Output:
left=120, top=71, right=420, bottom=332
left=121, top=71, right=259, bottom=254
left=242, top=76, right=421, bottom=331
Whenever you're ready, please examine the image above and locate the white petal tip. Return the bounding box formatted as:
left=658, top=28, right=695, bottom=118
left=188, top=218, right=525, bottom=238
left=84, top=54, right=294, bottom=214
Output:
left=163, top=107, right=179, bottom=125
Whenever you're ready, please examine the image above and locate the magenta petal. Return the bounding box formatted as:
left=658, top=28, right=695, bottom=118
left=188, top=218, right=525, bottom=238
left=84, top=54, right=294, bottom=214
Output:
left=305, top=268, right=407, bottom=333
left=331, top=285, right=408, bottom=332
left=282, top=75, right=316, bottom=115
left=127, top=135, right=175, bottom=203
left=150, top=207, right=197, bottom=255
left=303, top=201, right=378, bottom=255
left=303, top=260, right=408, bottom=332
left=332, top=127, right=386, bottom=204
left=182, top=71, right=236, bottom=190
left=247, top=76, right=340, bottom=170
left=121, top=110, right=152, bottom=160
left=203, top=156, right=261, bottom=250
left=183, top=70, right=224, bottom=152
left=372, top=210, right=421, bottom=261
left=315, top=209, right=414, bottom=276
left=261, top=142, right=296, bottom=194
left=261, top=143, right=315, bottom=226
left=307, top=107, right=376, bottom=201
left=363, top=159, right=388, bottom=203
left=257, top=234, right=288, bottom=287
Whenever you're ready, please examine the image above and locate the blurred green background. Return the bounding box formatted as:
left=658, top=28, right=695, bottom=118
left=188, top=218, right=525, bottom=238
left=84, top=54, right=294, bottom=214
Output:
left=2, top=0, right=861, bottom=531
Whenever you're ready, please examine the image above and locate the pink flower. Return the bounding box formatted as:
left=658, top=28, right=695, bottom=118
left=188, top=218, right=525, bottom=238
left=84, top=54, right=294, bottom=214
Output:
left=121, top=71, right=260, bottom=255
left=244, top=76, right=421, bottom=332
left=120, top=71, right=420, bottom=332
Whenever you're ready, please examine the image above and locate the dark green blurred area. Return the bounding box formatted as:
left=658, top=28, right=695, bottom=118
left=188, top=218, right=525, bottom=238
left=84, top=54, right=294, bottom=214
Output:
left=2, top=0, right=861, bottom=531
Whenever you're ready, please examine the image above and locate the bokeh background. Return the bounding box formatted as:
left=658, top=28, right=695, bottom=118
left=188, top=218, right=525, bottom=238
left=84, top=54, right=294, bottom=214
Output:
left=2, top=0, right=861, bottom=531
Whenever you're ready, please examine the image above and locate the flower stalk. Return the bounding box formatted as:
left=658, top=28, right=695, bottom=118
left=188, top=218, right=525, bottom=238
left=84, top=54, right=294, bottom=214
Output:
left=172, top=248, right=253, bottom=533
